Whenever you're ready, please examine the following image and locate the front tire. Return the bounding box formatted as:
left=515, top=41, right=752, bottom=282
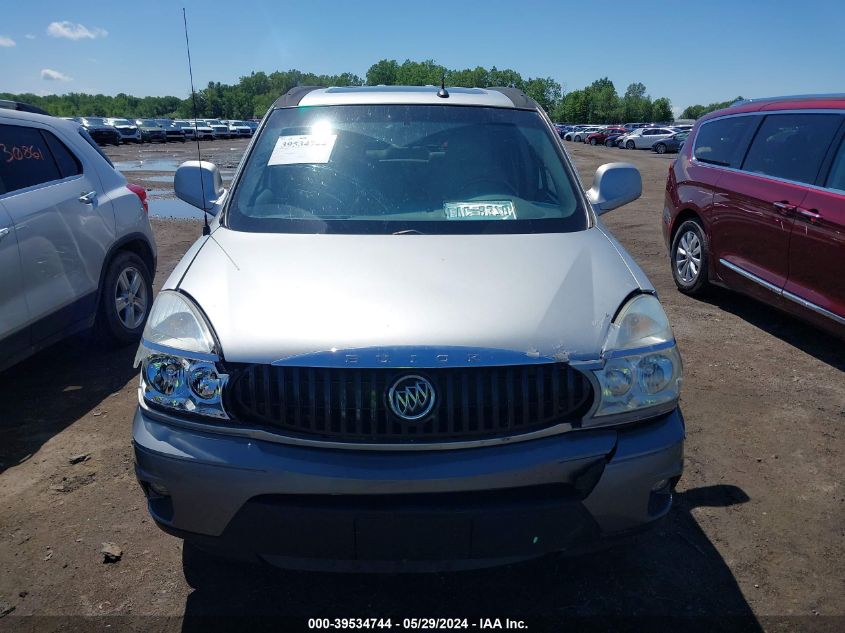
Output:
left=94, top=251, right=153, bottom=345
left=671, top=219, right=711, bottom=296
left=655, top=143, right=667, bottom=154
left=590, top=138, right=597, bottom=145
left=626, top=140, right=635, bottom=150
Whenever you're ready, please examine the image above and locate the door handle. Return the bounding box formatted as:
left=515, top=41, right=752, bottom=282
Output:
left=772, top=201, right=796, bottom=216
left=0, top=227, right=10, bottom=242
left=79, top=190, right=97, bottom=204
left=796, top=207, right=822, bottom=224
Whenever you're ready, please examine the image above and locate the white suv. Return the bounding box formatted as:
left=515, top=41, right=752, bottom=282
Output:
left=0, top=107, right=157, bottom=371
left=105, top=118, right=142, bottom=144
left=618, top=127, right=677, bottom=150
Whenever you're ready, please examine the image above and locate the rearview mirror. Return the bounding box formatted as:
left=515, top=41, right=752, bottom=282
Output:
left=174, top=160, right=224, bottom=214
left=586, top=162, right=642, bottom=214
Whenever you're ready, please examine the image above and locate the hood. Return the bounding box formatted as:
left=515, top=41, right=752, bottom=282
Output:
left=175, top=227, right=644, bottom=365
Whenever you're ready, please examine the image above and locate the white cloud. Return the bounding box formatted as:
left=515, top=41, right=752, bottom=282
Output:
left=47, top=21, right=108, bottom=40
left=41, top=68, right=72, bottom=81
left=25, top=34, right=36, bottom=40
left=0, top=35, right=16, bottom=47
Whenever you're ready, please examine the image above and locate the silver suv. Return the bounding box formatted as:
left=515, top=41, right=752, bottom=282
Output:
left=0, top=108, right=157, bottom=371
left=133, top=86, right=684, bottom=575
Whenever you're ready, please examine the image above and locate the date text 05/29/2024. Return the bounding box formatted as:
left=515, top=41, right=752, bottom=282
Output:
left=307, top=618, right=528, bottom=630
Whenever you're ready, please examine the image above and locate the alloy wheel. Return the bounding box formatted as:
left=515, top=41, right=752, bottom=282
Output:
left=674, top=230, right=702, bottom=284
left=114, top=266, right=149, bottom=330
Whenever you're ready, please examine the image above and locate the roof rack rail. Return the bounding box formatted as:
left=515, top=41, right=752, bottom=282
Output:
left=731, top=93, right=845, bottom=107
left=0, top=99, right=51, bottom=116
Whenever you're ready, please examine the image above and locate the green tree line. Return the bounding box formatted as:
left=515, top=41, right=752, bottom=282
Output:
left=2, top=59, right=697, bottom=123
left=679, top=96, right=744, bottom=120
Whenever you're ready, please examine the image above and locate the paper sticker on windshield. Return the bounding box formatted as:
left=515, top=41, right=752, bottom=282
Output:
left=444, top=200, right=516, bottom=220
left=268, top=134, right=337, bottom=165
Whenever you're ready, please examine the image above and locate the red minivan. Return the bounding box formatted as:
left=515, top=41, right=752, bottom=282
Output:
left=663, top=95, right=845, bottom=337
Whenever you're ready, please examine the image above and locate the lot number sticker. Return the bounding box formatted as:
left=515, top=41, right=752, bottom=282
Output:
left=444, top=200, right=516, bottom=220
left=268, top=134, right=337, bottom=165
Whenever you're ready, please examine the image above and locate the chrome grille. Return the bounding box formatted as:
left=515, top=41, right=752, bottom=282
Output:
left=226, top=364, right=593, bottom=443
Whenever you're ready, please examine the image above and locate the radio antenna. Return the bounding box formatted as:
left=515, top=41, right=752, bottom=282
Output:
left=182, top=7, right=210, bottom=236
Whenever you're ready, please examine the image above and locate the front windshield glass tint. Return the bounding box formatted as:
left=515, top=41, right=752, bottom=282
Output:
left=226, top=104, right=585, bottom=235
left=112, top=119, right=132, bottom=125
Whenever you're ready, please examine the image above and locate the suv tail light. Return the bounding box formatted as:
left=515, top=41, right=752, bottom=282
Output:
left=126, top=183, right=148, bottom=214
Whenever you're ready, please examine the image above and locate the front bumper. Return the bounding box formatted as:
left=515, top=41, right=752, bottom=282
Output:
left=133, top=407, right=684, bottom=571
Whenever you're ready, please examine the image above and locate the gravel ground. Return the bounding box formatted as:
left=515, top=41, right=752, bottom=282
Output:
left=0, top=138, right=842, bottom=632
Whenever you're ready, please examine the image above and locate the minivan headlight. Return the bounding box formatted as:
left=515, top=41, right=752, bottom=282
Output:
left=134, top=291, right=229, bottom=419
left=590, top=294, right=682, bottom=419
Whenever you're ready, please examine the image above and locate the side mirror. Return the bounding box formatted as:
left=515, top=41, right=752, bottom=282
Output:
left=586, top=162, right=642, bottom=214
left=174, top=160, right=224, bottom=214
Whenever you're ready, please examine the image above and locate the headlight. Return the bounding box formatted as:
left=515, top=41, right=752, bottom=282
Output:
left=590, top=294, right=682, bottom=419
left=134, top=291, right=229, bottom=419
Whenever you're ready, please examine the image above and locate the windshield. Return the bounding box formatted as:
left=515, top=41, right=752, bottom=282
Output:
left=226, top=104, right=586, bottom=235
left=85, top=117, right=105, bottom=125
left=140, top=120, right=160, bottom=127
left=112, top=119, right=132, bottom=126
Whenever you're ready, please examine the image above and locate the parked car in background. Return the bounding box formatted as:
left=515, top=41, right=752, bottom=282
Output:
left=173, top=120, right=197, bottom=140
left=618, top=127, right=676, bottom=150
left=562, top=125, right=590, bottom=141
left=0, top=107, right=157, bottom=371
left=571, top=126, right=601, bottom=142
left=227, top=120, right=252, bottom=137
left=664, top=94, right=845, bottom=337
left=155, top=119, right=187, bottom=143
left=135, top=119, right=167, bottom=143
left=652, top=130, right=689, bottom=154
left=586, top=127, right=628, bottom=146
left=203, top=119, right=231, bottom=139
left=622, top=123, right=650, bottom=131
left=79, top=117, right=122, bottom=146
left=106, top=118, right=142, bottom=144
left=188, top=120, right=215, bottom=140
left=245, top=120, right=259, bottom=135
left=135, top=85, right=684, bottom=576
left=604, top=130, right=628, bottom=147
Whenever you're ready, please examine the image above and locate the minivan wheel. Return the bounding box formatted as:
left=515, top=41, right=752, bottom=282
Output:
left=94, top=251, right=153, bottom=345
left=626, top=140, right=635, bottom=150
left=655, top=143, right=667, bottom=154
left=671, top=219, right=710, bottom=295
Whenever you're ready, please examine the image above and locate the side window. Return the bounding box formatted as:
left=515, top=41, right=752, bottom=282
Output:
left=826, top=138, right=845, bottom=192
left=41, top=130, right=82, bottom=179
left=742, top=114, right=842, bottom=185
left=78, top=127, right=114, bottom=167
left=693, top=116, right=758, bottom=167
left=0, top=123, right=62, bottom=196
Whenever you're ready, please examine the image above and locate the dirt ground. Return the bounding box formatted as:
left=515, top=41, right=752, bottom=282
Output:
left=0, top=138, right=842, bottom=632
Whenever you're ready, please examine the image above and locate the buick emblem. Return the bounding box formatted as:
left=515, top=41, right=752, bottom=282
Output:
left=388, top=374, right=436, bottom=421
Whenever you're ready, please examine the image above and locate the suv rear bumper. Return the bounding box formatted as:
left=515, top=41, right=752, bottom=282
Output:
left=133, top=406, right=684, bottom=571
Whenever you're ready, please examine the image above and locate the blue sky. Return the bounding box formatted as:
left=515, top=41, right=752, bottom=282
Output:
left=2, top=0, right=843, bottom=115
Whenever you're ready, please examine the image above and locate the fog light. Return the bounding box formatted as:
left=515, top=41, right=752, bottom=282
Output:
left=651, top=478, right=669, bottom=492
left=148, top=482, right=170, bottom=497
